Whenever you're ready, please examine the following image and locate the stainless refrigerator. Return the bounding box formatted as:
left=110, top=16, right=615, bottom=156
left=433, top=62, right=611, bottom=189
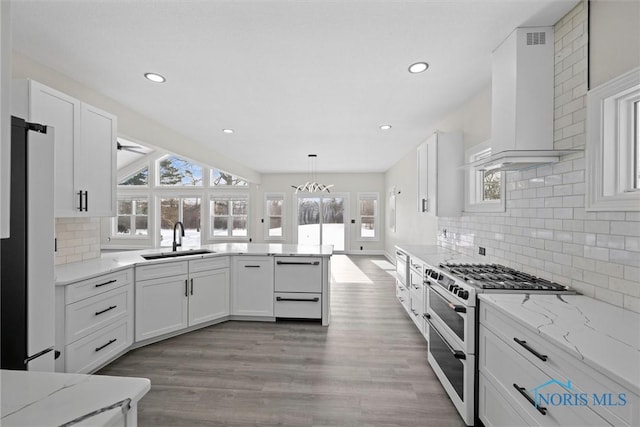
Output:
left=1, top=116, right=55, bottom=371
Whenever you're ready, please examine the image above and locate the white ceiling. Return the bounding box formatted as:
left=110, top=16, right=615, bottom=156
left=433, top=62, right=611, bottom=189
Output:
left=10, top=0, right=578, bottom=174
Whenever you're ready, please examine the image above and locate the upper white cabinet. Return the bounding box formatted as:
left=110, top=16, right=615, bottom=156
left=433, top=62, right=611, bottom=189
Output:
left=0, top=0, right=11, bottom=237
left=12, top=79, right=117, bottom=217
left=417, top=131, right=463, bottom=217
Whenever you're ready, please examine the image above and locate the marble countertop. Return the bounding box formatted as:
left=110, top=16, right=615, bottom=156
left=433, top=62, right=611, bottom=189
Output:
left=478, top=294, right=640, bottom=397
left=1, top=370, right=150, bottom=426
left=395, top=244, right=475, bottom=267
left=56, top=243, right=333, bottom=285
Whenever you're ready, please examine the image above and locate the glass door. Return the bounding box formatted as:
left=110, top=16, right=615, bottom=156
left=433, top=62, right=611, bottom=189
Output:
left=297, top=195, right=346, bottom=252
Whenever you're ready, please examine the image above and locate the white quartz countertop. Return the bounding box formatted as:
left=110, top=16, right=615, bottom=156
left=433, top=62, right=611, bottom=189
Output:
left=478, top=294, right=640, bottom=397
left=56, top=243, right=333, bottom=285
left=0, top=370, right=150, bottom=426
left=395, top=244, right=475, bottom=267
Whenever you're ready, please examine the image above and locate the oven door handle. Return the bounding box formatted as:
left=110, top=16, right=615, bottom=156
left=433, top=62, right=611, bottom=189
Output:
left=427, top=283, right=467, bottom=313
left=425, top=316, right=466, bottom=360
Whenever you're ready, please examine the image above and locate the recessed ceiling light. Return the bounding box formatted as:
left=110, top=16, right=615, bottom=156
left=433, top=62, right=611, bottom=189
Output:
left=380, top=124, right=392, bottom=130
left=222, top=129, right=234, bottom=134
left=408, top=62, right=429, bottom=73
left=144, top=73, right=166, bottom=83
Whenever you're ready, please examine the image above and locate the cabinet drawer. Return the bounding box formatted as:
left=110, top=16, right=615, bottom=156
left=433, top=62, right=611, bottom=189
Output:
left=274, top=292, right=321, bottom=319
left=189, top=256, right=229, bottom=273
left=274, top=257, right=322, bottom=293
left=65, top=317, right=132, bottom=374
left=479, top=325, right=610, bottom=426
left=65, top=284, right=133, bottom=344
left=65, top=268, right=132, bottom=304
left=136, top=260, right=188, bottom=281
left=480, top=302, right=638, bottom=426
left=479, top=371, right=529, bottom=427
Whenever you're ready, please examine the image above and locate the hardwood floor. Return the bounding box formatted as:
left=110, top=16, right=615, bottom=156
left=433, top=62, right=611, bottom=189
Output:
left=98, top=255, right=466, bottom=426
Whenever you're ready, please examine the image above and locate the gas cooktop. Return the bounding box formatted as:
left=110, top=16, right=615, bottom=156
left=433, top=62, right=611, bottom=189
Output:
left=439, top=263, right=571, bottom=291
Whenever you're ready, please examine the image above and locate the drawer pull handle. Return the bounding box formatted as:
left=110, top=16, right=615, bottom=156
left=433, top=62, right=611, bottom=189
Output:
left=95, top=305, right=117, bottom=316
left=276, top=297, right=319, bottom=302
left=423, top=313, right=431, bottom=320
left=185, top=280, right=188, bottom=297
left=424, top=316, right=466, bottom=360
left=513, top=383, right=547, bottom=415
left=95, top=279, right=117, bottom=288
left=95, top=338, right=117, bottom=352
left=245, top=265, right=261, bottom=268
left=514, top=338, right=548, bottom=361
left=190, top=278, right=194, bottom=295
left=276, top=261, right=320, bottom=266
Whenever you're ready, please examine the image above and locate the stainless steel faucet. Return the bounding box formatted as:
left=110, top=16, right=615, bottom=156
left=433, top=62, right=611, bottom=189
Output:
left=172, top=221, right=185, bottom=252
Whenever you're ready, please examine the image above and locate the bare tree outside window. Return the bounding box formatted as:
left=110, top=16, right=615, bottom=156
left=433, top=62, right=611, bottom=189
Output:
left=483, top=170, right=501, bottom=201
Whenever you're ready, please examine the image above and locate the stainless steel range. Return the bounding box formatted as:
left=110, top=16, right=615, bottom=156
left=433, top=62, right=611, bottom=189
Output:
left=422, top=262, right=575, bottom=426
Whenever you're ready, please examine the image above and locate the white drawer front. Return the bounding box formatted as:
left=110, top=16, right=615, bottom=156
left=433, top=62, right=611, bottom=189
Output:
left=65, top=284, right=133, bottom=345
left=189, top=256, right=229, bottom=273
left=65, top=268, right=132, bottom=304
left=136, top=260, right=188, bottom=281
left=479, top=325, right=610, bottom=426
left=479, top=371, right=529, bottom=427
left=65, top=317, right=132, bottom=374
left=274, top=257, right=322, bottom=292
left=274, top=292, right=321, bottom=319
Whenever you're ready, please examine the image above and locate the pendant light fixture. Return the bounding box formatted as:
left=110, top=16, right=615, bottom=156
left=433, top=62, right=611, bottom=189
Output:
left=291, top=154, right=334, bottom=193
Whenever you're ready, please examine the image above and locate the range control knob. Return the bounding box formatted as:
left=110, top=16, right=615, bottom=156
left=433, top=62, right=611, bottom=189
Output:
left=449, top=284, right=458, bottom=293
left=458, top=290, right=469, bottom=300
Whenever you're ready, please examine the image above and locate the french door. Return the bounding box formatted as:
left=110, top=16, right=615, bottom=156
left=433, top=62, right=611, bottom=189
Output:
left=296, top=194, right=348, bottom=252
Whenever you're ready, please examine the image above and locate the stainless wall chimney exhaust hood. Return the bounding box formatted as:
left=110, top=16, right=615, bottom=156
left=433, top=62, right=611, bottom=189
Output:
left=468, top=26, right=582, bottom=171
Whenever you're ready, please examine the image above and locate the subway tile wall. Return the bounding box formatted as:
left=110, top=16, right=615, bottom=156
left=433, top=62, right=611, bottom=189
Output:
left=54, top=217, right=101, bottom=265
left=438, top=1, right=640, bottom=313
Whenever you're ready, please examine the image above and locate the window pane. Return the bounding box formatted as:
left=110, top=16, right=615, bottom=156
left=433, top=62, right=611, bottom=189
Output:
left=117, top=216, right=131, bottom=235
left=211, top=169, right=248, bottom=186
left=360, top=199, right=376, bottom=216
left=267, top=199, right=282, bottom=216
left=212, top=217, right=229, bottom=236
left=136, top=200, right=148, bottom=215
left=361, top=216, right=375, bottom=238
left=268, top=217, right=282, bottom=237
left=322, top=197, right=344, bottom=251
left=158, top=156, right=203, bottom=186
left=119, top=167, right=148, bottom=186
left=214, top=200, right=229, bottom=216
left=118, top=200, right=132, bottom=215
left=298, top=198, right=320, bottom=245
left=232, top=200, right=247, bottom=215
left=183, top=198, right=201, bottom=246
left=232, top=217, right=248, bottom=236
left=160, top=198, right=179, bottom=246
left=483, top=171, right=501, bottom=201
left=135, top=216, right=148, bottom=236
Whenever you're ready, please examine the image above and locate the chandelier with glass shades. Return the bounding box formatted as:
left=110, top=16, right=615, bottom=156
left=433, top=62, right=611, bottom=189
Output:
left=291, top=154, right=334, bottom=193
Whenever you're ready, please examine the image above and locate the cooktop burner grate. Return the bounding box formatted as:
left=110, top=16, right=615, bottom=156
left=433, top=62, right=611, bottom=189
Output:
left=439, top=263, right=568, bottom=291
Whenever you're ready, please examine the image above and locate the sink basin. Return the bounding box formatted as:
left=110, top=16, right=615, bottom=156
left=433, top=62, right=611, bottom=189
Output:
left=141, top=249, right=214, bottom=260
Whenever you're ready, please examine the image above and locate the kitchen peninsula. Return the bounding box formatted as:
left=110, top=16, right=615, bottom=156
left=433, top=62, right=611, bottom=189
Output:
left=54, top=243, right=333, bottom=374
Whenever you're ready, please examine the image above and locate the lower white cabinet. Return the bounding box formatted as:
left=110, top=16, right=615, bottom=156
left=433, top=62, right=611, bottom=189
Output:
left=135, top=257, right=230, bottom=342
left=55, top=268, right=134, bottom=373
left=232, top=256, right=274, bottom=317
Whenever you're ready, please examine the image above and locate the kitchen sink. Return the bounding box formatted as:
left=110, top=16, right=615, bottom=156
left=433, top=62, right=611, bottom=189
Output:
left=141, top=249, right=214, bottom=260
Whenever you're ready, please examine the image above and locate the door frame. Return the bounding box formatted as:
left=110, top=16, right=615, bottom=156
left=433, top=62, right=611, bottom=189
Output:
left=293, top=192, right=349, bottom=253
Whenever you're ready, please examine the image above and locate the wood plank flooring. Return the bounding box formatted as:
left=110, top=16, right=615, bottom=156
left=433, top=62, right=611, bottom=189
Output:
left=98, top=255, right=466, bottom=427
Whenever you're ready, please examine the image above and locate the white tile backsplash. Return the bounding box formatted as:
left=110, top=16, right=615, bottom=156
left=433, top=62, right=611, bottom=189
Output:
left=55, top=217, right=100, bottom=265
left=438, top=0, right=640, bottom=313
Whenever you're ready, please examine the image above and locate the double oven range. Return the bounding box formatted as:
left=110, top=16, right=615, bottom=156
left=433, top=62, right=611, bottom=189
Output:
left=422, top=261, right=575, bottom=426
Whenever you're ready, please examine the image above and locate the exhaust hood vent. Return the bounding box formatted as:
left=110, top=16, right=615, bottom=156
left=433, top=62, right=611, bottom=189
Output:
left=467, top=27, right=582, bottom=172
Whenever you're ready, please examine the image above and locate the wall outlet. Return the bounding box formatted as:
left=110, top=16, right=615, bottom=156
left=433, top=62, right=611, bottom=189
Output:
left=479, top=246, right=486, bottom=256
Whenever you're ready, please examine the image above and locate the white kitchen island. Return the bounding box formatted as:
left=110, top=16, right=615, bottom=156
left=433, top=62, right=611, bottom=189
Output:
left=0, top=370, right=150, bottom=426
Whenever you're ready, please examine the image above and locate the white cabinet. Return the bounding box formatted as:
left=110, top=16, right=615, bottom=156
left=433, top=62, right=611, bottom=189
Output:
left=232, top=256, right=274, bottom=317
left=135, top=257, right=230, bottom=342
left=55, top=268, right=134, bottom=374
left=416, top=131, right=463, bottom=217
left=0, top=0, right=11, bottom=238
left=274, top=257, right=323, bottom=319
left=12, top=79, right=117, bottom=217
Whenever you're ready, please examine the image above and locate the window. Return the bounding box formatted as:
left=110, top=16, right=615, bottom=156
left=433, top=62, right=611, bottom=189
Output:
left=464, top=141, right=505, bottom=212
left=159, top=197, right=201, bottom=247
left=357, top=193, right=378, bottom=240
left=119, top=166, right=148, bottom=186
left=158, top=155, right=203, bottom=186
left=210, top=196, right=248, bottom=238
left=265, top=193, right=284, bottom=240
left=114, top=197, right=148, bottom=236
left=211, top=169, right=248, bottom=186
left=587, top=68, right=640, bottom=211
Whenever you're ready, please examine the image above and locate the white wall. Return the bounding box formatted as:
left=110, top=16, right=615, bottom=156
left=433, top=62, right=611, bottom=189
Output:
left=387, top=1, right=640, bottom=312
left=254, top=172, right=386, bottom=254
